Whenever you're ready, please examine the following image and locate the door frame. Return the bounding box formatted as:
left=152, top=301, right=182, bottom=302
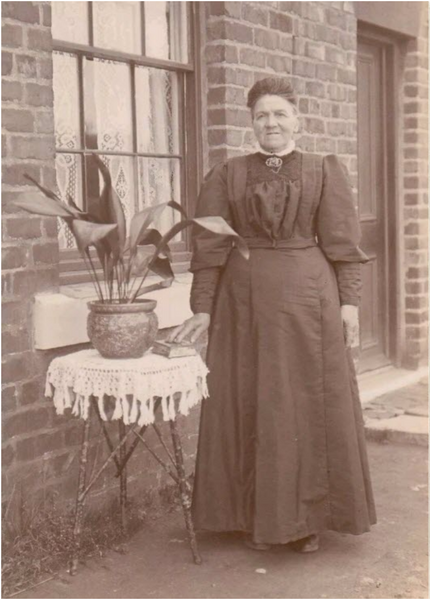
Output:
left=357, top=23, right=405, bottom=370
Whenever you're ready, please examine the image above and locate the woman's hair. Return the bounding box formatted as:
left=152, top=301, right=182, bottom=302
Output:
left=247, top=77, right=297, bottom=111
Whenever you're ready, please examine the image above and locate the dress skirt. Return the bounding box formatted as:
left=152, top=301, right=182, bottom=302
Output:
left=192, top=245, right=376, bottom=544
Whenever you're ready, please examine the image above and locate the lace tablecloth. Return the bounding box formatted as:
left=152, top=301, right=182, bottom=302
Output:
left=45, top=349, right=210, bottom=426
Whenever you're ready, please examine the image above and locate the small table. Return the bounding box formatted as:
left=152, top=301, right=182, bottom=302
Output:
left=45, top=349, right=209, bottom=574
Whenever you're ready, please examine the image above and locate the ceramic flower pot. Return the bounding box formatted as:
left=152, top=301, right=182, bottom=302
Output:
left=87, top=299, right=158, bottom=359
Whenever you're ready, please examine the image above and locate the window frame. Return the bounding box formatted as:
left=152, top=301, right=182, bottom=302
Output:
left=52, top=1, right=202, bottom=286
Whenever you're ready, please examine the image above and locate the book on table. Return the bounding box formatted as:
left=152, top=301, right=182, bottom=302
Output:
left=151, top=340, right=197, bottom=358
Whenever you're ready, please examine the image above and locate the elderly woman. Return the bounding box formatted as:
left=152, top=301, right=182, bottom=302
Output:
left=168, top=77, right=376, bottom=552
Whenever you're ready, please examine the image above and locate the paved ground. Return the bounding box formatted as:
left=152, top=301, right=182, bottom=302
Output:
left=16, top=441, right=428, bottom=600
left=364, top=378, right=428, bottom=446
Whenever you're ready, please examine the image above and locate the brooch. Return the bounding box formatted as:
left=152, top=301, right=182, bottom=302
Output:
left=265, top=156, right=283, bottom=174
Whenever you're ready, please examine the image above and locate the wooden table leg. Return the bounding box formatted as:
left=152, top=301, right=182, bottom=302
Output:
left=169, top=419, right=202, bottom=565
left=118, top=421, right=127, bottom=536
left=70, top=403, right=92, bottom=575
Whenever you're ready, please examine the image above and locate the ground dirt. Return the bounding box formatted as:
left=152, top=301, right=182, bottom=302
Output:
left=15, top=442, right=428, bottom=600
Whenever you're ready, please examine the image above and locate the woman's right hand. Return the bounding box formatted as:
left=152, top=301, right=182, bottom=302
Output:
left=166, top=313, right=211, bottom=344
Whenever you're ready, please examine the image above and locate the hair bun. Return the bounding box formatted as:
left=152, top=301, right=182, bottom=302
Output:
left=247, top=77, right=297, bottom=110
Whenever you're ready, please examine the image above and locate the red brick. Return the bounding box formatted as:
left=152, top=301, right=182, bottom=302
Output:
left=269, top=12, right=293, bottom=33
left=2, top=80, right=23, bottom=102
left=1, top=22, right=23, bottom=48
left=337, top=139, right=357, bottom=154
left=2, top=328, right=30, bottom=354
left=208, top=108, right=249, bottom=128
left=305, top=81, right=325, bottom=98
left=2, top=300, right=29, bottom=328
left=337, top=68, right=356, bottom=85
left=325, top=7, right=348, bottom=29
left=207, top=20, right=253, bottom=44
left=37, top=430, right=64, bottom=454
left=305, top=117, right=325, bottom=134
left=2, top=2, right=40, bottom=23
left=3, top=407, right=50, bottom=439
left=305, top=41, right=325, bottom=61
left=407, top=266, right=428, bottom=280
left=9, top=270, right=37, bottom=297
left=207, top=65, right=253, bottom=87
left=242, top=3, right=268, bottom=26
left=2, top=246, right=27, bottom=270
left=24, top=82, right=53, bottom=107
left=404, top=85, right=419, bottom=98
left=253, top=28, right=279, bottom=51
left=20, top=378, right=43, bottom=406
left=1, top=385, right=18, bottom=413
left=16, top=54, right=37, bottom=78
left=315, top=138, right=337, bottom=153
left=208, top=86, right=246, bottom=106
left=10, top=135, right=54, bottom=160
left=278, top=34, right=293, bottom=53
left=34, top=110, right=54, bottom=134
left=2, top=444, right=15, bottom=468
left=327, top=84, right=347, bottom=102
left=2, top=353, right=33, bottom=386
left=41, top=217, right=58, bottom=239
left=316, top=64, right=337, bottom=81
left=327, top=121, right=347, bottom=136
left=207, top=2, right=242, bottom=18
left=2, top=163, right=40, bottom=186
left=267, top=54, right=292, bottom=74
left=406, top=296, right=428, bottom=310
left=404, top=176, right=421, bottom=190
left=37, top=56, right=53, bottom=80
left=26, top=27, right=52, bottom=52
left=6, top=217, right=42, bottom=240
left=41, top=3, right=51, bottom=27
left=404, top=132, right=420, bottom=144
left=294, top=60, right=316, bottom=78
left=208, top=129, right=243, bottom=147
left=34, top=267, right=59, bottom=292
left=239, top=48, right=266, bottom=68
left=16, top=436, right=37, bottom=461
left=405, top=312, right=425, bottom=325
left=205, top=44, right=238, bottom=65
left=32, top=242, right=59, bottom=265
left=2, top=51, right=13, bottom=76
left=2, top=108, right=35, bottom=133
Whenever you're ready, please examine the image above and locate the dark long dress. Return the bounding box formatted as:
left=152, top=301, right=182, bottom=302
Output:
left=189, top=151, right=376, bottom=544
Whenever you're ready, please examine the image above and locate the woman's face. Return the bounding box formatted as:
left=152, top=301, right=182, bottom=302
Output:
left=252, top=94, right=298, bottom=153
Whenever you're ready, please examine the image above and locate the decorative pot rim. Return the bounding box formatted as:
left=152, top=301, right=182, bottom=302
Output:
left=87, top=299, right=157, bottom=314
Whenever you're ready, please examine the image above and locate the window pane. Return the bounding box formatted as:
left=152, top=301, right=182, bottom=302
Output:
left=53, top=53, right=81, bottom=150
left=145, top=2, right=189, bottom=63
left=85, top=154, right=136, bottom=231
left=84, top=59, right=133, bottom=152
left=135, top=67, right=180, bottom=154
left=138, top=157, right=182, bottom=236
left=52, top=2, right=89, bottom=45
left=55, top=153, right=83, bottom=250
left=93, top=2, right=142, bottom=54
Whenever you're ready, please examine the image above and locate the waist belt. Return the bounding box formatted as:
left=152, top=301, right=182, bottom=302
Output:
left=239, top=237, right=318, bottom=249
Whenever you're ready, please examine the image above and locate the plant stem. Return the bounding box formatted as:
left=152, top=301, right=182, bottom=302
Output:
left=86, top=251, right=104, bottom=302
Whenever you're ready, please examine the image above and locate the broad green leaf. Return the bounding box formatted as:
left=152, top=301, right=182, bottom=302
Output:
left=168, top=199, right=188, bottom=220
left=128, top=203, right=169, bottom=256
left=153, top=216, right=250, bottom=262
left=132, top=277, right=174, bottom=300
left=13, top=191, right=75, bottom=219
left=149, top=256, right=174, bottom=280
left=92, top=154, right=126, bottom=256
left=70, top=220, right=118, bottom=254
left=137, top=229, right=172, bottom=261
left=130, top=249, right=152, bottom=278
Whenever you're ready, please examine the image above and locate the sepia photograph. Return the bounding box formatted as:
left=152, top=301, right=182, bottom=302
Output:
left=1, top=1, right=428, bottom=598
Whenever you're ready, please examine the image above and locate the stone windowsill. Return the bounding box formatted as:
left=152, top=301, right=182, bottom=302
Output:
left=33, top=273, right=193, bottom=350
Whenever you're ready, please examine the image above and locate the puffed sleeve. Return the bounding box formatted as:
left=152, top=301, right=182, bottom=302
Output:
left=189, top=161, right=233, bottom=314
left=317, top=154, right=369, bottom=306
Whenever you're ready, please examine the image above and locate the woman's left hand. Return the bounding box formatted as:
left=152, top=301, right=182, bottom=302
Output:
left=341, top=304, right=359, bottom=348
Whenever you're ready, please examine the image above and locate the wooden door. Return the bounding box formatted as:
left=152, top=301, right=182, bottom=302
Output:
left=357, top=33, right=398, bottom=372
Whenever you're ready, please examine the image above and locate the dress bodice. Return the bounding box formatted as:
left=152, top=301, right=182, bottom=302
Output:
left=245, top=152, right=302, bottom=242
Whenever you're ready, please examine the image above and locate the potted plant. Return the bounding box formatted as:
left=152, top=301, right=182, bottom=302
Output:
left=14, top=155, right=249, bottom=359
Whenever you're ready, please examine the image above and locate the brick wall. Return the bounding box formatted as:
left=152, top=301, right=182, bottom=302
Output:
left=2, top=1, right=61, bottom=499
left=402, top=14, right=429, bottom=368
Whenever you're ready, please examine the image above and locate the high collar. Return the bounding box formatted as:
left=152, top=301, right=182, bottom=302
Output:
left=257, top=140, right=296, bottom=156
